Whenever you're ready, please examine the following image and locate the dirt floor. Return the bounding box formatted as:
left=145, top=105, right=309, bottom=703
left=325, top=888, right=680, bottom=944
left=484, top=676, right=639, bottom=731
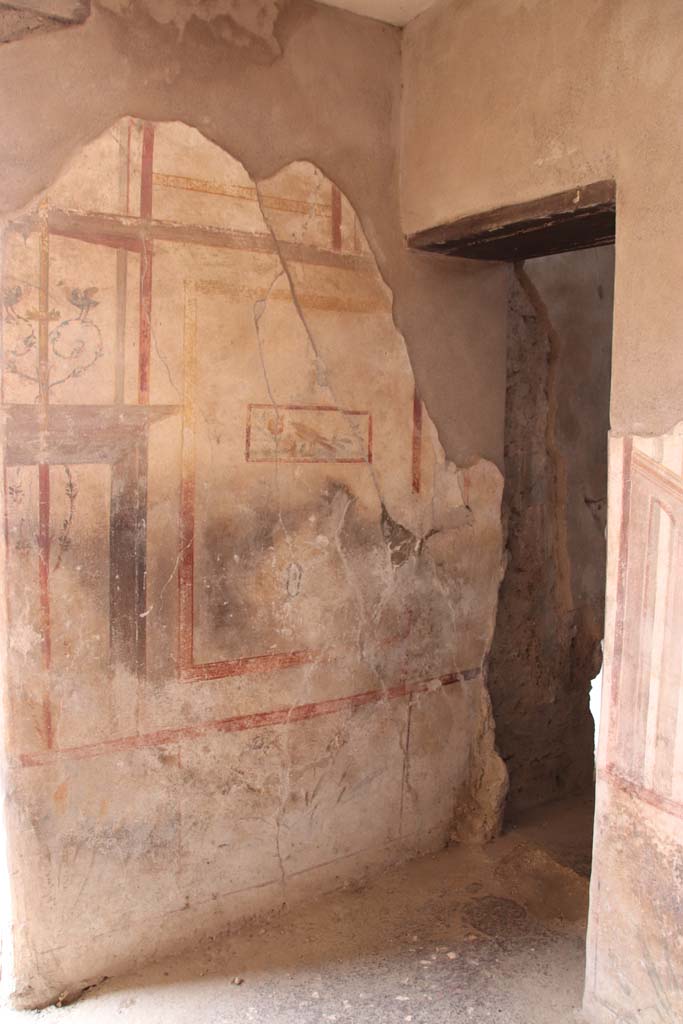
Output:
left=5, top=796, right=594, bottom=1024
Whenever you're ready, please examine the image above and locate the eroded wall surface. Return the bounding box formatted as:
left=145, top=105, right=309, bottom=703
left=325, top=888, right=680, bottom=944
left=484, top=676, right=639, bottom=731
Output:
left=489, top=248, right=613, bottom=814
left=586, top=430, right=683, bottom=1024
left=0, top=118, right=507, bottom=1008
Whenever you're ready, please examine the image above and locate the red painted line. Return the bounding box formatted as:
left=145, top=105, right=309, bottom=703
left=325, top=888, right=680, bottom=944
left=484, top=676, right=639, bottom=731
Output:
left=182, top=609, right=413, bottom=685
left=331, top=184, right=342, bottom=250
left=245, top=404, right=372, bottom=464
left=182, top=354, right=375, bottom=683
left=247, top=457, right=369, bottom=465
left=178, top=472, right=195, bottom=672
left=412, top=391, right=422, bottom=494
left=632, top=448, right=683, bottom=500
left=138, top=124, right=155, bottom=405
left=248, top=403, right=369, bottom=416
left=17, top=668, right=481, bottom=768
left=182, top=646, right=323, bottom=683
left=38, top=463, right=51, bottom=675
left=138, top=242, right=153, bottom=405
left=50, top=226, right=143, bottom=253
left=608, top=438, right=633, bottom=759
left=602, top=764, right=683, bottom=822
left=126, top=119, right=132, bottom=215
left=140, top=122, right=155, bottom=220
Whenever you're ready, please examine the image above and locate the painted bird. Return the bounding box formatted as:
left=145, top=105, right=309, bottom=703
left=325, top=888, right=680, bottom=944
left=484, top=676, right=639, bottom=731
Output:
left=291, top=420, right=336, bottom=453
left=66, top=286, right=99, bottom=318
left=2, top=284, right=22, bottom=321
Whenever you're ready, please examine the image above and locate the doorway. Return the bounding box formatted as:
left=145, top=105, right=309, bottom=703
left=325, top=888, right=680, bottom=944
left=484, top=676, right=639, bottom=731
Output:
left=487, top=245, right=615, bottom=878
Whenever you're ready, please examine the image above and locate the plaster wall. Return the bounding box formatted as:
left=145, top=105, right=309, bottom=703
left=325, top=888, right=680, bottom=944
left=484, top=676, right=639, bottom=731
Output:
left=402, top=3, right=683, bottom=1020
left=402, top=0, right=683, bottom=440
left=0, top=1, right=512, bottom=1008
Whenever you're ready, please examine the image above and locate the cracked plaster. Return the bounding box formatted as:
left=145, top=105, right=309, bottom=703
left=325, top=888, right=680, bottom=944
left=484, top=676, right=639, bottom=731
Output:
left=0, top=118, right=507, bottom=1009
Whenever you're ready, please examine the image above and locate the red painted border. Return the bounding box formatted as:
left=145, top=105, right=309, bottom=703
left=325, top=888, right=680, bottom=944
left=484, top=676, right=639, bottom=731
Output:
left=138, top=123, right=155, bottom=405
left=182, top=647, right=322, bottom=683
left=245, top=403, right=372, bottom=465
left=607, top=437, right=633, bottom=760
left=18, top=667, right=481, bottom=768
left=139, top=122, right=155, bottom=220
left=412, top=390, right=422, bottom=494
left=602, top=764, right=683, bottom=822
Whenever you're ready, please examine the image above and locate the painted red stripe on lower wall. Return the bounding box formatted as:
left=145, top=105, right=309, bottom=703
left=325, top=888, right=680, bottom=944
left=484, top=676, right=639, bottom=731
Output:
left=601, top=764, right=683, bottom=822
left=17, top=667, right=481, bottom=768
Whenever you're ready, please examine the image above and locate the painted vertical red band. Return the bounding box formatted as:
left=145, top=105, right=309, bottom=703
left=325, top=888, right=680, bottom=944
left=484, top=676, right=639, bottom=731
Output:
left=607, top=437, right=633, bottom=763
left=125, top=119, right=133, bottom=215
left=140, top=122, right=155, bottom=220
left=38, top=462, right=51, bottom=678
left=412, top=390, right=422, bottom=494
left=331, top=184, right=342, bottom=251
left=138, top=244, right=153, bottom=405
left=138, top=123, right=155, bottom=405
left=178, top=473, right=195, bottom=671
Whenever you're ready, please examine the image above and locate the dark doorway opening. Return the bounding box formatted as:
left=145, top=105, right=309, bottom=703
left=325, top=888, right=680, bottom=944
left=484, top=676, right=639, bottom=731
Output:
left=487, top=246, right=614, bottom=879
left=409, top=184, right=616, bottom=880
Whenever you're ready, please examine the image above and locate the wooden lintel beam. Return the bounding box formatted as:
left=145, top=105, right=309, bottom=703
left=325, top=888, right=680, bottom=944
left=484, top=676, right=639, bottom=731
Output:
left=407, top=180, right=616, bottom=262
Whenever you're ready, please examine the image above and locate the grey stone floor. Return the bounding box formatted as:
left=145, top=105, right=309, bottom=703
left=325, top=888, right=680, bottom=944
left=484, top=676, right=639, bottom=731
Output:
left=5, top=797, right=593, bottom=1024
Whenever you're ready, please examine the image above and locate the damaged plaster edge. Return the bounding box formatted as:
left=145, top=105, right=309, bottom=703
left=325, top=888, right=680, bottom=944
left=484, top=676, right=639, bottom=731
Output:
left=456, top=519, right=510, bottom=845
left=94, top=0, right=285, bottom=57
left=0, top=410, right=18, bottom=1005
left=254, top=157, right=508, bottom=565
left=0, top=2, right=90, bottom=46
left=253, top=156, right=510, bottom=845
left=451, top=683, right=509, bottom=845
left=256, top=155, right=510, bottom=842
left=420, top=416, right=508, bottom=844
left=3, top=118, right=510, bottom=862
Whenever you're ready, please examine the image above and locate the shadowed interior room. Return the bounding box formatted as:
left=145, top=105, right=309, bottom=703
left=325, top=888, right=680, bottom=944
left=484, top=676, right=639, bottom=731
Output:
left=0, top=2, right=681, bottom=1023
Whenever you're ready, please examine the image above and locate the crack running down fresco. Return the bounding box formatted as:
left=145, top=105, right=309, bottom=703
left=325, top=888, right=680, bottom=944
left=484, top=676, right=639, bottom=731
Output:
left=1, top=119, right=507, bottom=1009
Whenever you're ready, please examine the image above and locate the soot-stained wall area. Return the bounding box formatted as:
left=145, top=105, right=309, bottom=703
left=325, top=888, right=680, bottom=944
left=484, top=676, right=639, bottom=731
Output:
left=488, top=247, right=614, bottom=815
left=0, top=2, right=511, bottom=1009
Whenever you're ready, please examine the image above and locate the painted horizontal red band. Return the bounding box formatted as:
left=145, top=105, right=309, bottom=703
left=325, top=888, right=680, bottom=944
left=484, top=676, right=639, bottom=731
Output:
left=601, top=764, right=683, bottom=822
left=248, top=403, right=369, bottom=416
left=17, top=667, right=481, bottom=768
left=181, top=647, right=322, bottom=682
